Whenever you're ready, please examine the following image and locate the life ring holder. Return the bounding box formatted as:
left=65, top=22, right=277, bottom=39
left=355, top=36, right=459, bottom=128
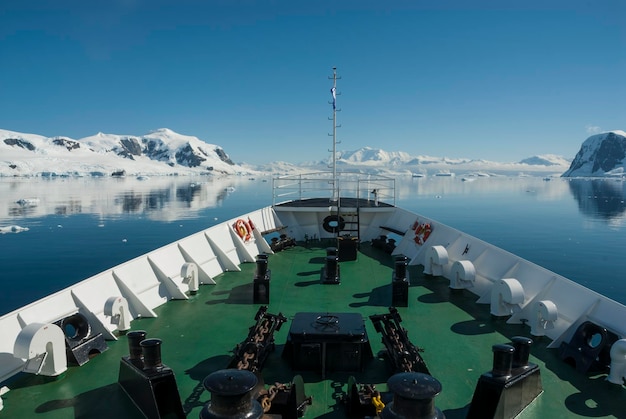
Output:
left=412, top=220, right=432, bottom=245
left=322, top=215, right=345, bottom=234
left=233, top=219, right=252, bottom=241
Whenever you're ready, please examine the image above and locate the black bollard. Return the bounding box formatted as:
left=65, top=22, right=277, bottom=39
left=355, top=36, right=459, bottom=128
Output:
left=491, top=344, right=515, bottom=378
left=511, top=336, right=533, bottom=369
left=255, top=254, right=268, bottom=277
left=322, top=255, right=340, bottom=284
left=253, top=254, right=271, bottom=304
left=467, top=339, right=543, bottom=419
left=126, top=330, right=146, bottom=367
left=118, top=335, right=185, bottom=418
left=392, top=256, right=409, bottom=307
left=199, top=369, right=263, bottom=419
left=140, top=338, right=163, bottom=371
left=394, top=256, right=408, bottom=280
left=381, top=372, right=445, bottom=418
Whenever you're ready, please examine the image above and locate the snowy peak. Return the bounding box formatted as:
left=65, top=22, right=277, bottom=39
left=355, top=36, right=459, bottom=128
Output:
left=339, top=147, right=413, bottom=164
left=336, top=147, right=472, bottom=166
left=0, top=129, right=53, bottom=152
left=137, top=129, right=234, bottom=168
left=562, top=130, right=626, bottom=177
left=149, top=127, right=177, bottom=135
left=519, top=154, right=571, bottom=166
left=329, top=146, right=569, bottom=170
left=1, top=128, right=242, bottom=177
left=0, top=128, right=47, bottom=143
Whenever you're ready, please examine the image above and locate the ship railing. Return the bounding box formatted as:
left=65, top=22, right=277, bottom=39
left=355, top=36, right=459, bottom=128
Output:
left=272, top=171, right=395, bottom=207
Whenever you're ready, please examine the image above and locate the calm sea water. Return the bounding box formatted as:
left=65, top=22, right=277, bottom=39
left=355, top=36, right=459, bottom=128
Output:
left=1, top=175, right=625, bottom=315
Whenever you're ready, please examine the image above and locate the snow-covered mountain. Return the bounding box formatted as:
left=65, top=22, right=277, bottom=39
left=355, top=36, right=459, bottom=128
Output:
left=2, top=127, right=573, bottom=177
left=252, top=146, right=571, bottom=176
left=519, top=154, right=571, bottom=167
left=334, top=146, right=570, bottom=168
left=336, top=147, right=414, bottom=165
left=562, top=130, right=626, bottom=177
left=0, top=128, right=247, bottom=177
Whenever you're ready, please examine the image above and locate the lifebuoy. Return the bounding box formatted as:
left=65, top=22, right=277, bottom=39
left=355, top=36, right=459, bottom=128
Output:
left=233, top=219, right=252, bottom=241
left=322, top=215, right=345, bottom=233
left=413, top=220, right=432, bottom=246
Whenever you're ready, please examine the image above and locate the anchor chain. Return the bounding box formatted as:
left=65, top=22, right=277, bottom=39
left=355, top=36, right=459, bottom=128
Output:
left=369, top=307, right=430, bottom=374
left=257, top=382, right=286, bottom=412
left=228, top=306, right=287, bottom=372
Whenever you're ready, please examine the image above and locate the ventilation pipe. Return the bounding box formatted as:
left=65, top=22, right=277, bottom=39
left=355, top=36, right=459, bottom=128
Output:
left=530, top=300, right=558, bottom=337
left=607, top=339, right=626, bottom=385
left=13, top=323, right=67, bottom=377
left=450, top=260, right=475, bottom=290
left=104, top=296, right=131, bottom=333
left=423, top=246, right=448, bottom=276
left=181, top=262, right=199, bottom=294
left=490, top=278, right=524, bottom=317
left=0, top=386, right=9, bottom=412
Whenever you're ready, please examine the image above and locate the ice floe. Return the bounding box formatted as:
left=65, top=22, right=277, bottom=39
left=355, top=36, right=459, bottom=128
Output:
left=0, top=225, right=29, bottom=234
left=15, top=198, right=40, bottom=206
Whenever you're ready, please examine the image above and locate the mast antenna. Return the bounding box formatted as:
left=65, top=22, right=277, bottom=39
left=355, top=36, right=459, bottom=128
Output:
left=328, top=67, right=341, bottom=202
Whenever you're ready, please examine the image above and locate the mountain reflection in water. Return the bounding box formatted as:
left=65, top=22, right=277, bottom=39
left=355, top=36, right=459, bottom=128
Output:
left=1, top=176, right=245, bottom=223
left=567, top=178, right=626, bottom=220
left=3, top=176, right=626, bottom=223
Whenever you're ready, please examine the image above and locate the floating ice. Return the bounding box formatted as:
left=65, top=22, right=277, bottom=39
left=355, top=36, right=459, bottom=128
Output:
left=15, top=198, right=40, bottom=206
left=0, top=225, right=29, bottom=234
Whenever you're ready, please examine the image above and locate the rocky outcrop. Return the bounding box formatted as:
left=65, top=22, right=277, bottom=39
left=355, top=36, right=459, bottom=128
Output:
left=214, top=147, right=234, bottom=165
left=52, top=138, right=80, bottom=151
left=4, top=138, right=35, bottom=151
left=117, top=137, right=142, bottom=159
left=142, top=138, right=173, bottom=162
left=175, top=144, right=207, bottom=167
left=562, top=131, right=626, bottom=177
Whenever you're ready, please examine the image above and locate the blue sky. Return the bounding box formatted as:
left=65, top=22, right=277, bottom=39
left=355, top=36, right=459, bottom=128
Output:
left=1, top=1, right=625, bottom=164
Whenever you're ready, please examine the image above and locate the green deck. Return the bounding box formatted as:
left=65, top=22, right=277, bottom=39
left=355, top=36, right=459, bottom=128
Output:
left=1, top=242, right=624, bottom=418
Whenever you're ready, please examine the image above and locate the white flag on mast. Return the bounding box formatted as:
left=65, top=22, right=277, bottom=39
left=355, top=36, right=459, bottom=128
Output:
left=330, top=87, right=336, bottom=109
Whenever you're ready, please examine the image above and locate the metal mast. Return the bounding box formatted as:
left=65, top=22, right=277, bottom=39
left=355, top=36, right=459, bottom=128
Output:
left=329, top=67, right=341, bottom=202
